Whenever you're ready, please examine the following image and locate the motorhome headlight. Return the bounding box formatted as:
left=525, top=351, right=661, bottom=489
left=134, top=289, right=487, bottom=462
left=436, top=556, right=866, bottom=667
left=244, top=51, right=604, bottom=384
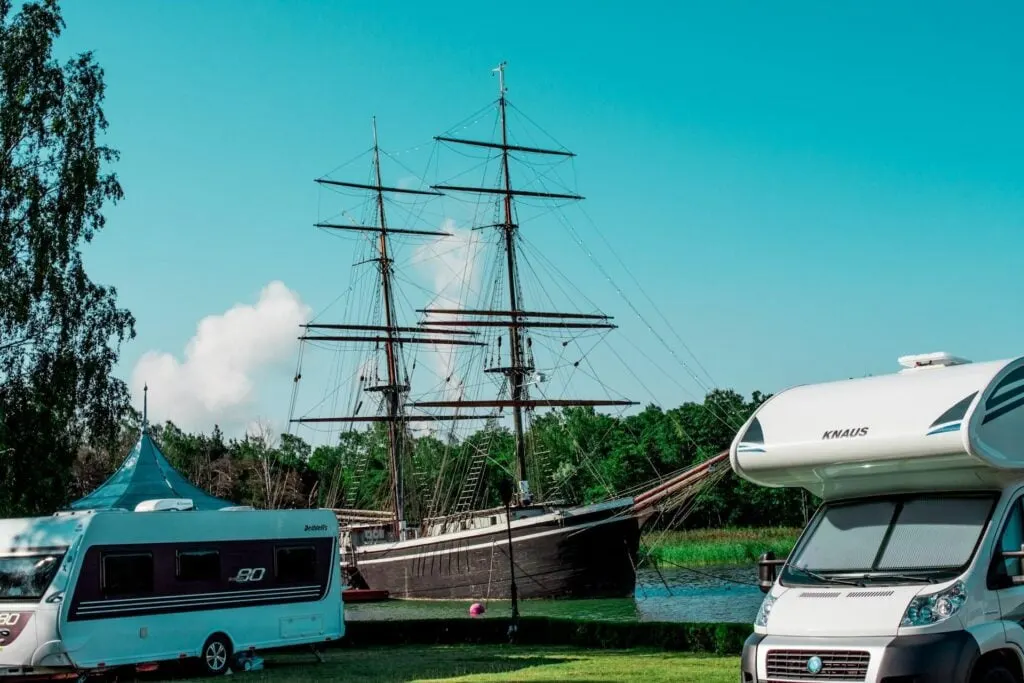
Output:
left=900, top=580, right=966, bottom=627
left=755, top=593, right=776, bottom=627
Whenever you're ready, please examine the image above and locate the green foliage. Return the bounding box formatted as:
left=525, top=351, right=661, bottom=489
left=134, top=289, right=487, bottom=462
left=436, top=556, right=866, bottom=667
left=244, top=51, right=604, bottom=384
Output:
left=0, top=0, right=134, bottom=516
left=342, top=617, right=752, bottom=655
left=62, top=386, right=817, bottom=528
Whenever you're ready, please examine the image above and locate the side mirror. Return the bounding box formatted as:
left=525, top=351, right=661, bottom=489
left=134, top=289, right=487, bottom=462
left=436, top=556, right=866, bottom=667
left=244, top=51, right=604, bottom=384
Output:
left=758, top=551, right=778, bottom=593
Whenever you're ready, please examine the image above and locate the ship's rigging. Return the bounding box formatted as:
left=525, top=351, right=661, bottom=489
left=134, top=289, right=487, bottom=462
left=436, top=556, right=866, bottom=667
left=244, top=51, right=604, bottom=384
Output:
left=289, top=117, right=489, bottom=535
left=409, top=62, right=637, bottom=507
left=288, top=63, right=746, bottom=534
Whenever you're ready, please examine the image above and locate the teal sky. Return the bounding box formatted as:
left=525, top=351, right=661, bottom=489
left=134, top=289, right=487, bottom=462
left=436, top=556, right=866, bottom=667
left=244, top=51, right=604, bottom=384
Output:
left=54, top=1, right=1024, bottom=436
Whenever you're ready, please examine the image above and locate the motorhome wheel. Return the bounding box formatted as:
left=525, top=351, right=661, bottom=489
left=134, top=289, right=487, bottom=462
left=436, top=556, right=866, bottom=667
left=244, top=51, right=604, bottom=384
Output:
left=971, top=663, right=1020, bottom=683
left=199, top=633, right=233, bottom=676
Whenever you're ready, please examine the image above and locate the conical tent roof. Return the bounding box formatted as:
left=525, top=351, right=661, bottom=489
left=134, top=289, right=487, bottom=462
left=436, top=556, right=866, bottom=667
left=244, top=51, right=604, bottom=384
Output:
left=70, top=431, right=235, bottom=512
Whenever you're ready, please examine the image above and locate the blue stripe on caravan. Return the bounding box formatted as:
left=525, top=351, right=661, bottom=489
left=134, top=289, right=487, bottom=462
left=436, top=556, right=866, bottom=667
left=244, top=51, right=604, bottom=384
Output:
left=926, top=422, right=962, bottom=436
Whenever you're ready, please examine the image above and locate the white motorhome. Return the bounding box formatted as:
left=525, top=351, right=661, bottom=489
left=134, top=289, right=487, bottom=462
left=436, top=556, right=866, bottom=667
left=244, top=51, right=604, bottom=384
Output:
left=732, top=352, right=1024, bottom=683
left=0, top=502, right=343, bottom=678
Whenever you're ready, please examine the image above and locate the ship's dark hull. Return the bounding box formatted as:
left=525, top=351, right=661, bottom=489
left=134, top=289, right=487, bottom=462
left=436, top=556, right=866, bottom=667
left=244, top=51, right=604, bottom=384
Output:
left=346, top=502, right=640, bottom=599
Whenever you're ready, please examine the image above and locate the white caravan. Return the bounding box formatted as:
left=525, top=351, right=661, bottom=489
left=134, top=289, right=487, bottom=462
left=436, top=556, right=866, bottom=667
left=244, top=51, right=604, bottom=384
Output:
left=732, top=352, right=1024, bottom=683
left=0, top=503, right=343, bottom=678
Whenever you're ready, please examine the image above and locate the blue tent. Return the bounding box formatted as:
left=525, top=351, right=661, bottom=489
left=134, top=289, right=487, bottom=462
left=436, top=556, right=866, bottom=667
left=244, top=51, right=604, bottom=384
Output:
left=70, top=431, right=235, bottom=512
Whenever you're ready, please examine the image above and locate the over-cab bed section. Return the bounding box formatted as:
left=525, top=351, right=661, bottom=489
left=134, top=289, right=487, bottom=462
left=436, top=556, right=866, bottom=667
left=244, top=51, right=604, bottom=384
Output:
left=729, top=352, right=1024, bottom=499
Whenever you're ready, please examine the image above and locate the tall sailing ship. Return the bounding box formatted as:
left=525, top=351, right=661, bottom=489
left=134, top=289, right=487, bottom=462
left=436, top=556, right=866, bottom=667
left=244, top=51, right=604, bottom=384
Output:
left=289, top=64, right=683, bottom=600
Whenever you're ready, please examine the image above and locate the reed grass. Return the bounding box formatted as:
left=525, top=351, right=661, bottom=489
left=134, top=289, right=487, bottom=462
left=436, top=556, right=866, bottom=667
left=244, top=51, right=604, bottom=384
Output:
left=641, top=527, right=800, bottom=567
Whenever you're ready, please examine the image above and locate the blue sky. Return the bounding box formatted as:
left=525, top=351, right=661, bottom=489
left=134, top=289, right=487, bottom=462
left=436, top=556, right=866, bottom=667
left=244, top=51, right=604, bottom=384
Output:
left=53, top=1, right=1024, bottom=436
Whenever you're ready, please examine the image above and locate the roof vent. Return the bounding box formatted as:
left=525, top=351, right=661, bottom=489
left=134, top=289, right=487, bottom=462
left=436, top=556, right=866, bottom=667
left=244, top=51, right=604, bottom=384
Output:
left=134, top=498, right=194, bottom=512
left=897, top=352, right=971, bottom=372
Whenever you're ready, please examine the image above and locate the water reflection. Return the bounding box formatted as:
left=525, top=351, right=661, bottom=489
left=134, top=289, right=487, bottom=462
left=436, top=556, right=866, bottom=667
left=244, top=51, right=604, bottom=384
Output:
left=634, top=565, right=763, bottom=623
left=345, top=566, right=763, bottom=624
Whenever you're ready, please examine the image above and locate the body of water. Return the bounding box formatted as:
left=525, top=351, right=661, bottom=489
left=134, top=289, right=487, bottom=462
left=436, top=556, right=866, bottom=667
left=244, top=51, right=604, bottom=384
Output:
left=345, top=566, right=763, bottom=624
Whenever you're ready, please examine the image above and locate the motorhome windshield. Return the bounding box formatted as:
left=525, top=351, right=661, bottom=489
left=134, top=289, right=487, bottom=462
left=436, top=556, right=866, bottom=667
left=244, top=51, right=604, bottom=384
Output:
left=782, top=494, right=995, bottom=586
left=0, top=553, right=65, bottom=601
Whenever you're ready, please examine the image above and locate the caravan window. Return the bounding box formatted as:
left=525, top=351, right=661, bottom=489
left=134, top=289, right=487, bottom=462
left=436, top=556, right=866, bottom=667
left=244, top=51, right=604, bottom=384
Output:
left=102, top=553, right=154, bottom=597
left=0, top=553, right=64, bottom=601
left=275, top=546, right=316, bottom=583
left=177, top=550, right=220, bottom=582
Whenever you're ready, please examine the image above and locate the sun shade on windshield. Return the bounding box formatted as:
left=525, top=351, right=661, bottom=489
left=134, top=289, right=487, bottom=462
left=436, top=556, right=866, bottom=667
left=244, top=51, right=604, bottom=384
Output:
left=792, top=496, right=993, bottom=573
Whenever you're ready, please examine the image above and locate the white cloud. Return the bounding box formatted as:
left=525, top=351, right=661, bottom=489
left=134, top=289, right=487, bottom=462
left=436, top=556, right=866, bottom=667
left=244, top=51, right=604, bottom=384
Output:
left=416, top=219, right=478, bottom=313
left=412, top=219, right=480, bottom=402
left=132, top=281, right=311, bottom=434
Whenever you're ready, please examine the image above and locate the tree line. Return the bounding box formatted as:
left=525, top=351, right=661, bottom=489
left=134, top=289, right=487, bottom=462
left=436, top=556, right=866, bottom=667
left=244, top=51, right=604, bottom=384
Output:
left=65, top=389, right=816, bottom=530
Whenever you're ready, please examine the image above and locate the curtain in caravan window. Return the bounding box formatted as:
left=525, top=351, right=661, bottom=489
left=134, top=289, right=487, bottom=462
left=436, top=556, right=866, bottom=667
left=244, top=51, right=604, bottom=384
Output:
left=102, top=554, right=154, bottom=596
left=275, top=546, right=316, bottom=583
left=177, top=550, right=220, bottom=582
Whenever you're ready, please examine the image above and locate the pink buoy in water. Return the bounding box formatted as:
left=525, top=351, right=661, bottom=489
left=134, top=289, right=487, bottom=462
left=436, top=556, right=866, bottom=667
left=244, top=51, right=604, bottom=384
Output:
left=469, top=602, right=485, bottom=617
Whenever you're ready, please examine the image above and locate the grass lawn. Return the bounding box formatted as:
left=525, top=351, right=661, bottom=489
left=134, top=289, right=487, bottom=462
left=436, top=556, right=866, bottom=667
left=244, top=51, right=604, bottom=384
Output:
left=641, top=526, right=800, bottom=567
left=163, top=645, right=739, bottom=682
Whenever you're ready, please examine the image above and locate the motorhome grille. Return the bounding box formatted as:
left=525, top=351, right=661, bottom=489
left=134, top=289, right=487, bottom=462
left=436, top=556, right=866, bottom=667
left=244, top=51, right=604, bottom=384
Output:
left=797, top=591, right=841, bottom=598
left=845, top=590, right=894, bottom=598
left=766, top=649, right=870, bottom=681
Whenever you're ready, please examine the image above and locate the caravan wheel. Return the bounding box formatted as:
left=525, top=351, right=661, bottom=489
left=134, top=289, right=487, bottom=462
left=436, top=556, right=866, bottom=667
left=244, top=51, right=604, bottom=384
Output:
left=199, top=633, right=233, bottom=676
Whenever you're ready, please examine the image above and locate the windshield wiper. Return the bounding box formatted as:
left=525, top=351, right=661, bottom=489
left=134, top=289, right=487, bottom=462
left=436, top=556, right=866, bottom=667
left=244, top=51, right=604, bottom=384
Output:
left=857, top=572, right=936, bottom=584
left=787, top=565, right=865, bottom=587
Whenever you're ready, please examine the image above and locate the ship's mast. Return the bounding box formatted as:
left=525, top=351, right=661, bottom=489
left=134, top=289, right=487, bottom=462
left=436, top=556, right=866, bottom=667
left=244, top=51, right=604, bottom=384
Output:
left=494, top=63, right=530, bottom=502
left=419, top=63, right=637, bottom=506
left=291, top=120, right=485, bottom=535
left=371, top=117, right=405, bottom=531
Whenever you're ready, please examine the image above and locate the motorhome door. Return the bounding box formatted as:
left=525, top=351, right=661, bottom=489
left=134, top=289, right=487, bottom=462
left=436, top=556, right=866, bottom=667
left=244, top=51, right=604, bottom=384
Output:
left=988, top=491, right=1024, bottom=647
